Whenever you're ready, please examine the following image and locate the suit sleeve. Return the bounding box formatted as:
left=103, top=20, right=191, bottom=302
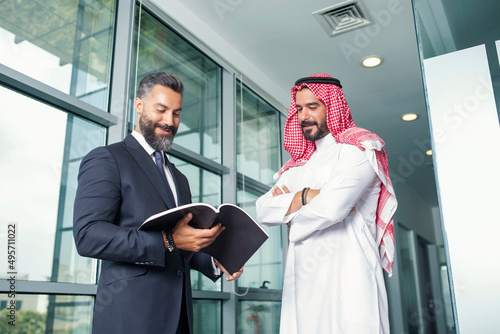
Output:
left=189, top=253, right=221, bottom=282
left=73, top=147, right=166, bottom=266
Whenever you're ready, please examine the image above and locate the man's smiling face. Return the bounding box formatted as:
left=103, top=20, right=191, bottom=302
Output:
left=296, top=87, right=329, bottom=141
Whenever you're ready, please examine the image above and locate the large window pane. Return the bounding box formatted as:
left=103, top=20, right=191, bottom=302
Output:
left=236, top=83, right=280, bottom=186
left=238, top=300, right=281, bottom=334
left=0, top=85, right=105, bottom=284
left=0, top=294, right=93, bottom=333
left=193, top=300, right=221, bottom=334
left=169, top=156, right=221, bottom=207
left=0, top=0, right=115, bottom=110
left=236, top=83, right=283, bottom=290
left=132, top=8, right=222, bottom=163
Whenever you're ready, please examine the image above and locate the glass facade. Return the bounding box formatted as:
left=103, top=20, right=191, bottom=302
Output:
left=0, top=85, right=105, bottom=285
left=235, top=92, right=284, bottom=291
left=0, top=1, right=284, bottom=332
left=234, top=82, right=284, bottom=331
left=0, top=294, right=93, bottom=333
left=0, top=0, right=115, bottom=111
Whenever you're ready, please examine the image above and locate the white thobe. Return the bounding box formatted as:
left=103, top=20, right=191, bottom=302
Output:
left=256, top=134, right=390, bottom=334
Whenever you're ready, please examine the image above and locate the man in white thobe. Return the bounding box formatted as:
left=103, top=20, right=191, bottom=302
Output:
left=256, top=74, right=397, bottom=333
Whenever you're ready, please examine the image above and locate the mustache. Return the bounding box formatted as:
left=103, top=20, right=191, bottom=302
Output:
left=301, top=120, right=318, bottom=127
left=156, top=123, right=176, bottom=132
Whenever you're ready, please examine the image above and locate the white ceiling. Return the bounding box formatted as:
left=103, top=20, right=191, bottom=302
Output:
left=153, top=0, right=439, bottom=206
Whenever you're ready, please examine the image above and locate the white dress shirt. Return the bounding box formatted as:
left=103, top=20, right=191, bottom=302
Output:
left=131, top=130, right=178, bottom=205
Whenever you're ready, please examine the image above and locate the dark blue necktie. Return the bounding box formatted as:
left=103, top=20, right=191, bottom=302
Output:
left=154, top=150, right=176, bottom=206
left=154, top=150, right=165, bottom=176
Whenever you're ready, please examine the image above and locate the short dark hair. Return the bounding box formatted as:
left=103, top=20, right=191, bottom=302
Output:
left=137, top=72, right=184, bottom=98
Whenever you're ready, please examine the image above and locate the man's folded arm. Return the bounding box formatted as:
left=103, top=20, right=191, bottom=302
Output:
left=256, top=189, right=296, bottom=226
left=289, top=146, right=378, bottom=243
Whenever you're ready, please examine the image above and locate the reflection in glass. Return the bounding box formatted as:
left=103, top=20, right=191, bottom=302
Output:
left=398, top=225, right=420, bottom=334
left=236, top=82, right=281, bottom=186
left=497, top=40, right=500, bottom=67
left=0, top=0, right=116, bottom=110
left=416, top=237, right=439, bottom=334
left=0, top=294, right=93, bottom=333
left=193, top=300, right=221, bottom=333
left=0, top=85, right=105, bottom=283
left=438, top=247, right=455, bottom=333
left=239, top=300, right=281, bottom=334
left=236, top=188, right=283, bottom=290
left=131, top=8, right=222, bottom=162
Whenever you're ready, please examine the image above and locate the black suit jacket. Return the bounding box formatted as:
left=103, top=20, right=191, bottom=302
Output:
left=73, top=134, right=219, bottom=333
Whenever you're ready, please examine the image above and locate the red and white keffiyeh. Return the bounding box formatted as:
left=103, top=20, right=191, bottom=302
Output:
left=277, top=73, right=398, bottom=276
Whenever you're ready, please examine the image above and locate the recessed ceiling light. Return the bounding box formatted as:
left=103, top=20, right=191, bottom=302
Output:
left=402, top=113, right=418, bottom=121
left=426, top=150, right=432, bottom=156
left=362, top=56, right=382, bottom=68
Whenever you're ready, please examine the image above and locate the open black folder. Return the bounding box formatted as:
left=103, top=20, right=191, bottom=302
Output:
left=139, top=203, right=269, bottom=274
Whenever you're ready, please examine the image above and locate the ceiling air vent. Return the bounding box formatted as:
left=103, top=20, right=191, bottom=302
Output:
left=313, top=0, right=373, bottom=37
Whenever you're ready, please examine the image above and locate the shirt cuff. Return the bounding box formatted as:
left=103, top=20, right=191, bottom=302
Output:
left=211, top=257, right=222, bottom=276
left=283, top=211, right=298, bottom=224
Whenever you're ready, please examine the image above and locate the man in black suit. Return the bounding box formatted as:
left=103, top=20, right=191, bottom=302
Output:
left=73, top=72, right=242, bottom=333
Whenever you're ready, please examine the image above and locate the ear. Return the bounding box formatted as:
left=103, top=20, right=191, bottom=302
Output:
left=134, top=97, right=143, bottom=115
left=134, top=97, right=143, bottom=133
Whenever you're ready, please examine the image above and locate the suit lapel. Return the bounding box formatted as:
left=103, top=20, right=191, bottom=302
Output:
left=123, top=135, right=177, bottom=209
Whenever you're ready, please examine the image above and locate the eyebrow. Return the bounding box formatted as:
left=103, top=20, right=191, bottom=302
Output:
left=296, top=102, right=320, bottom=108
left=154, top=102, right=182, bottom=112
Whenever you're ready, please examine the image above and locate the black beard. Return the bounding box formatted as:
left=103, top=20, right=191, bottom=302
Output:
left=301, top=120, right=329, bottom=141
left=139, top=113, right=177, bottom=151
